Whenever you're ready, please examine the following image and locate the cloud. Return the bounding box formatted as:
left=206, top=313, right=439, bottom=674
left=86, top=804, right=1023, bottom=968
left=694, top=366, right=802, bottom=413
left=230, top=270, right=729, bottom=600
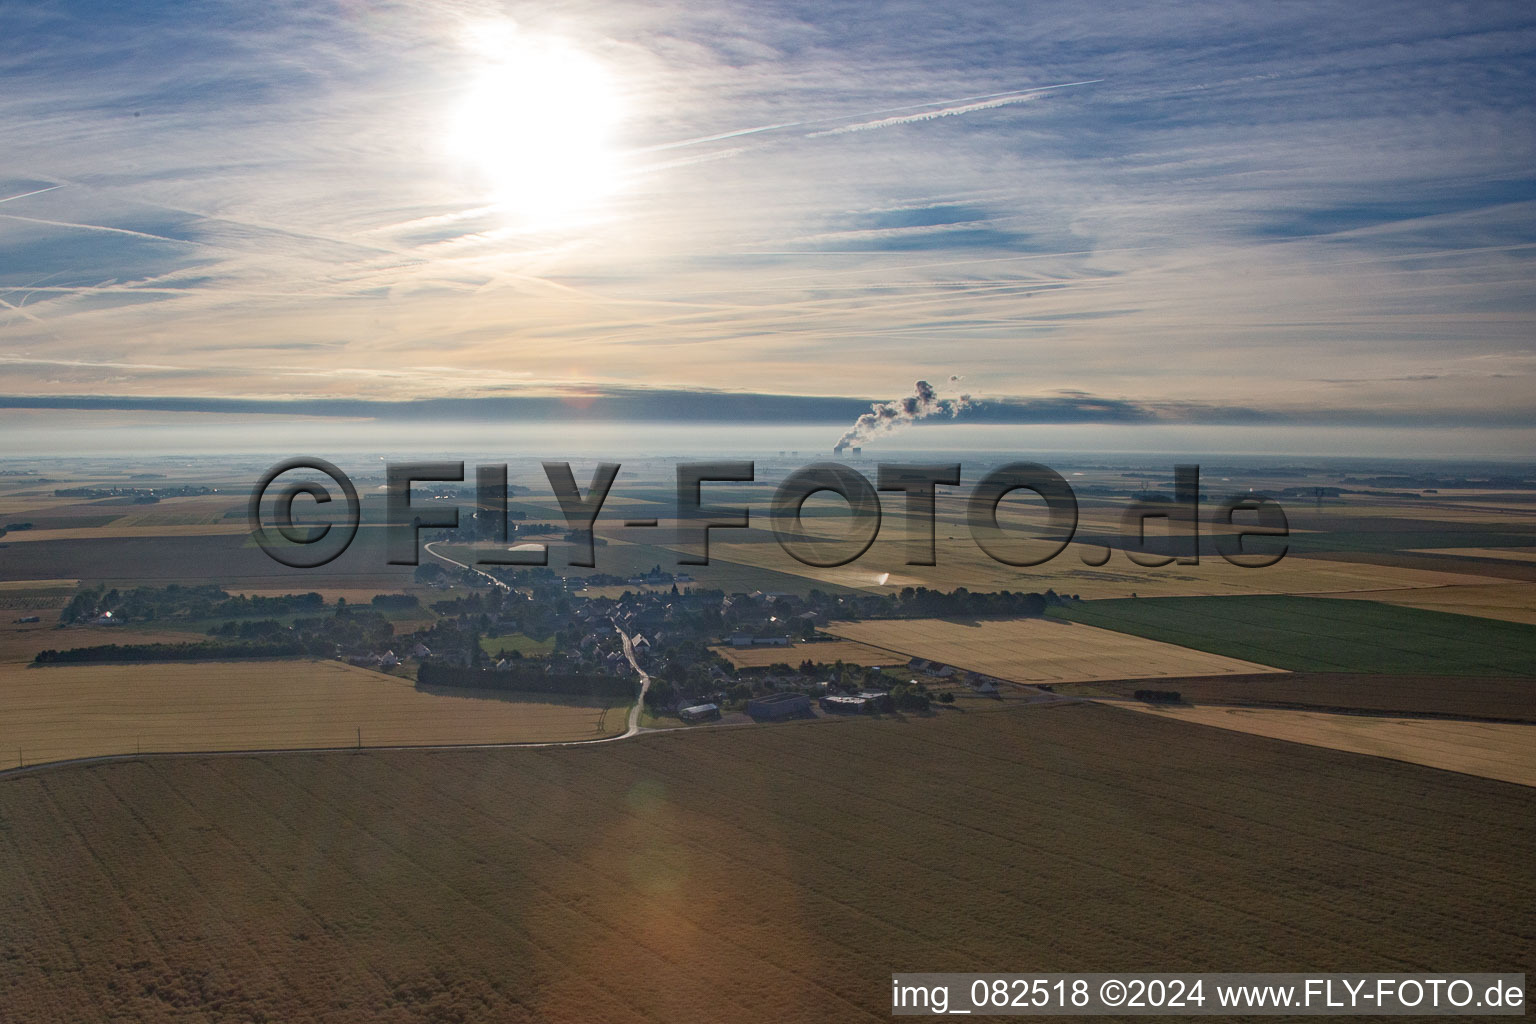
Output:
left=0, top=0, right=1533, bottom=450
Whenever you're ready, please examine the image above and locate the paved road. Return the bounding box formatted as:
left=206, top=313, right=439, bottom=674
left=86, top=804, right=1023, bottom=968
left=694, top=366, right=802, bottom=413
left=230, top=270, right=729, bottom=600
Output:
left=615, top=625, right=653, bottom=738
left=422, top=540, right=510, bottom=590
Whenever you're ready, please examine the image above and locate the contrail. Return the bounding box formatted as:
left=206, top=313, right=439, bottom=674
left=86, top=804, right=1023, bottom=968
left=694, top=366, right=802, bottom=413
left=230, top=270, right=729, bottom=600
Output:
left=0, top=184, right=63, bottom=205
left=646, top=80, right=1102, bottom=152
left=806, top=83, right=1097, bottom=137
left=833, top=377, right=975, bottom=453
left=0, top=295, right=45, bottom=325
left=0, top=213, right=193, bottom=245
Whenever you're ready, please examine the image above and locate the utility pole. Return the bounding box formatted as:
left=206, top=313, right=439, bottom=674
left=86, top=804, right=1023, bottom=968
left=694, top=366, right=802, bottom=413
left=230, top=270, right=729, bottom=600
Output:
left=356, top=726, right=362, bottom=751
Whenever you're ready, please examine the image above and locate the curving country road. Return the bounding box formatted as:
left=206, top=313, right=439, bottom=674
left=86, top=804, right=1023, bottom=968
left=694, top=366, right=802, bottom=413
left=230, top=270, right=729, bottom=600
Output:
left=422, top=540, right=510, bottom=590
left=424, top=540, right=650, bottom=736
left=615, top=625, right=653, bottom=738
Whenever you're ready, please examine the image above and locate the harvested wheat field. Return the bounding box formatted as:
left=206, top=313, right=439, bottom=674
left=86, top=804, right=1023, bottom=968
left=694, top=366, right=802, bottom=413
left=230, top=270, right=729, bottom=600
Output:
left=1, top=660, right=627, bottom=766
left=0, top=578, right=78, bottom=592
left=0, top=704, right=1531, bottom=1023
left=1409, top=547, right=1536, bottom=564
left=822, top=616, right=1282, bottom=683
left=1105, top=702, right=1536, bottom=787
left=1325, top=582, right=1536, bottom=626
left=714, top=639, right=904, bottom=668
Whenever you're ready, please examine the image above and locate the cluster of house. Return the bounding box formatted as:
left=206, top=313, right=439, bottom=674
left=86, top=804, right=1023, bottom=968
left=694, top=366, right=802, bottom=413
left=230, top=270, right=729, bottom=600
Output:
left=624, top=567, right=695, bottom=587
left=348, top=642, right=431, bottom=670
left=349, top=650, right=400, bottom=669
left=908, top=657, right=1001, bottom=693
left=675, top=685, right=900, bottom=723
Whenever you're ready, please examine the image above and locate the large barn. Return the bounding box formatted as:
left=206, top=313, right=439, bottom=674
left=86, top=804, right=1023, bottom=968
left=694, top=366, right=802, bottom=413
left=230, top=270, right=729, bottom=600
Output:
left=745, top=692, right=810, bottom=719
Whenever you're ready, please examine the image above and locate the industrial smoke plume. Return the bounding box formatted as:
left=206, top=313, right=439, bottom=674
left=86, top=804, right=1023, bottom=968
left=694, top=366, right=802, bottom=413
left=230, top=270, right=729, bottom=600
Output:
left=833, top=377, right=974, bottom=453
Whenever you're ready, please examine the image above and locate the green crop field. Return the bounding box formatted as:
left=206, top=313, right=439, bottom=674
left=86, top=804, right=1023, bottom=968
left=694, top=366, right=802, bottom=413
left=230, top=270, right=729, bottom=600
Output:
left=1, top=704, right=1531, bottom=1022
left=479, top=631, right=556, bottom=657
left=1050, top=595, right=1536, bottom=675
left=1062, top=672, right=1536, bottom=722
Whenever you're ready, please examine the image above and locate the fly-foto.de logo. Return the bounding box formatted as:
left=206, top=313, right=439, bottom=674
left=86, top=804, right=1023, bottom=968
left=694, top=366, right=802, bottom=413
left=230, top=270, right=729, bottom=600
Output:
left=249, top=458, right=1288, bottom=571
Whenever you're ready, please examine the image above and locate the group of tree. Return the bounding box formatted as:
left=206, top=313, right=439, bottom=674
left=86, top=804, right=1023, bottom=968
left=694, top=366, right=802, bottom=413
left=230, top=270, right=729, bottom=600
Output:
left=61, top=584, right=326, bottom=624
left=417, top=662, right=635, bottom=700
left=1133, top=689, right=1182, bottom=703
left=39, top=606, right=395, bottom=663
left=35, top=640, right=308, bottom=664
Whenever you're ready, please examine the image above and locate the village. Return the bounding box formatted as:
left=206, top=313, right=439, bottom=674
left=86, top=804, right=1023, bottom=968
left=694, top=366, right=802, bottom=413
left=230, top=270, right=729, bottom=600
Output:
left=398, top=561, right=1040, bottom=721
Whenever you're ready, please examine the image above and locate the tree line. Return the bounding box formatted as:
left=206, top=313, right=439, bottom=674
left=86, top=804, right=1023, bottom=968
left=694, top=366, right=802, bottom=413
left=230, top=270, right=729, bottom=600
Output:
left=417, top=662, right=637, bottom=699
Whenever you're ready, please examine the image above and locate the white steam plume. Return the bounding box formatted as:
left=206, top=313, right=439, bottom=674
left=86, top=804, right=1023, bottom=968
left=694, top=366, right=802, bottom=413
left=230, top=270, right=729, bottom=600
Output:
left=833, top=377, right=974, bottom=452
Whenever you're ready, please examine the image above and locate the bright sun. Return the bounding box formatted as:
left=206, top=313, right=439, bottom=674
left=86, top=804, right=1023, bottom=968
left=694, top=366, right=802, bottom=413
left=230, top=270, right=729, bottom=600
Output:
left=447, top=25, right=624, bottom=227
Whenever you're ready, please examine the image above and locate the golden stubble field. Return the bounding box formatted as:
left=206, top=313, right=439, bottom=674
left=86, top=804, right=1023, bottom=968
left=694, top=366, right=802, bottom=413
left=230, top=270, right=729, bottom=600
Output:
left=822, top=616, right=1283, bottom=683
left=1104, top=701, right=1536, bottom=787
left=1325, top=582, right=1536, bottom=626
left=0, top=704, right=1530, bottom=1023
left=1409, top=547, right=1536, bottom=564
left=1, top=660, right=626, bottom=766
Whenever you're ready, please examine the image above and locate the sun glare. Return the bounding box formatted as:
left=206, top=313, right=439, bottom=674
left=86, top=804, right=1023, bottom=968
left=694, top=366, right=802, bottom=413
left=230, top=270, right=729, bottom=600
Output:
left=447, top=24, right=624, bottom=228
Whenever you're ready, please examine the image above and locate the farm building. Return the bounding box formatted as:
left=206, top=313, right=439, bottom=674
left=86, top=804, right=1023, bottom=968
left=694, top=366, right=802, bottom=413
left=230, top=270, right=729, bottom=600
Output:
left=728, top=635, right=793, bottom=648
left=819, top=695, right=873, bottom=714
left=746, top=692, right=810, bottom=719
left=967, top=674, right=1000, bottom=694
left=678, top=703, right=721, bottom=722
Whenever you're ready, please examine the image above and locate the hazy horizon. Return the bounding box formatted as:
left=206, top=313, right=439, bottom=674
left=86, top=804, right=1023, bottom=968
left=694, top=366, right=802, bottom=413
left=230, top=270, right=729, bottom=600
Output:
left=2, top=413, right=1534, bottom=463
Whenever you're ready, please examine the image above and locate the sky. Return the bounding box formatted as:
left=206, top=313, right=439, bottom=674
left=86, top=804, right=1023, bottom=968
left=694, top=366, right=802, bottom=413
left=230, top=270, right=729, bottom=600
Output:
left=2, top=0, right=1534, bottom=456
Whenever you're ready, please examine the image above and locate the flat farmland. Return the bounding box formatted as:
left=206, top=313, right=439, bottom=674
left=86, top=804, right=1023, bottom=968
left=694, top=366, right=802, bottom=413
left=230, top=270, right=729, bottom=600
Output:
left=1106, top=702, right=1536, bottom=787
left=821, top=617, right=1282, bottom=683
left=1052, top=595, right=1536, bottom=675
left=1, top=660, right=627, bottom=766
left=0, top=581, right=76, bottom=615
left=0, top=523, right=250, bottom=542
left=0, top=528, right=416, bottom=590
left=0, top=620, right=208, bottom=666
left=1409, top=547, right=1536, bottom=564
left=0, top=705, right=1531, bottom=1022
left=435, top=536, right=849, bottom=596
left=1324, top=581, right=1536, bottom=626
left=1063, top=672, right=1536, bottom=721
left=693, top=530, right=1498, bottom=598
left=714, top=639, right=905, bottom=669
